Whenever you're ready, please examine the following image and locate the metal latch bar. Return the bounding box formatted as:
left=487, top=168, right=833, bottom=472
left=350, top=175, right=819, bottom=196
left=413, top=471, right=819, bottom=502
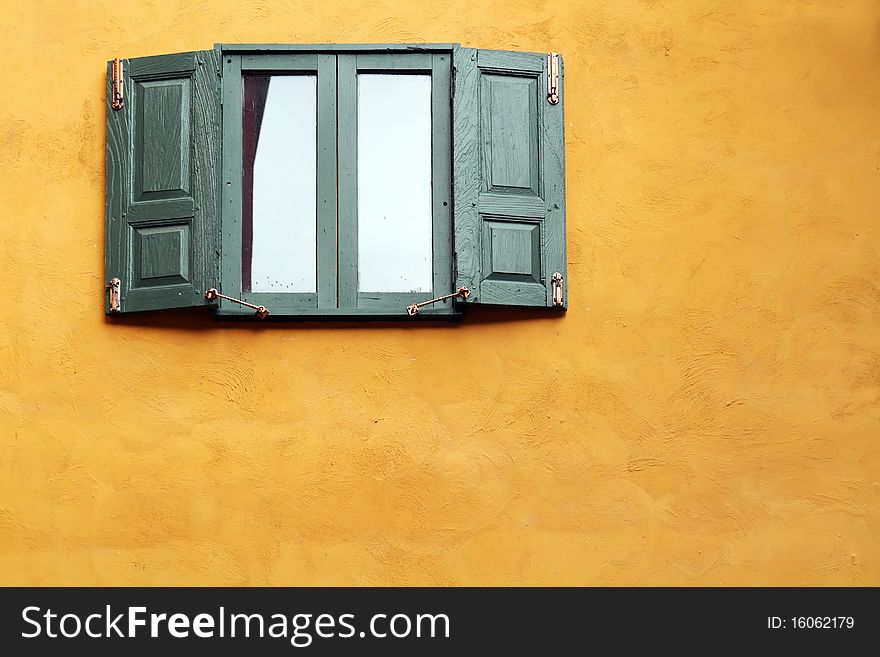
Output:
left=551, top=272, right=563, bottom=306
left=110, top=58, right=124, bottom=111
left=406, top=287, right=469, bottom=316
left=107, top=278, right=121, bottom=312
left=205, top=288, right=269, bottom=319
left=547, top=52, right=560, bottom=105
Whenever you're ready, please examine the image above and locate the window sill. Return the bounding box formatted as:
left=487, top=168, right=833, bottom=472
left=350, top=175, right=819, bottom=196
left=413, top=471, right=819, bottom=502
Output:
left=214, top=303, right=459, bottom=320
left=214, top=309, right=459, bottom=321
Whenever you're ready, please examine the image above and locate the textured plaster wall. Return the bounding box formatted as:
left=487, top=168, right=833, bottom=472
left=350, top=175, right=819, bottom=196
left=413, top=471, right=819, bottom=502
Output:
left=1, top=0, right=878, bottom=585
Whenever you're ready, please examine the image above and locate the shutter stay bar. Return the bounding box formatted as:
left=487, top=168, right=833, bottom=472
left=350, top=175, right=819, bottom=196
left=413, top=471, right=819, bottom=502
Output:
left=205, top=288, right=269, bottom=319
left=406, top=287, right=469, bottom=316
left=547, top=52, right=559, bottom=105
left=110, top=58, right=124, bottom=110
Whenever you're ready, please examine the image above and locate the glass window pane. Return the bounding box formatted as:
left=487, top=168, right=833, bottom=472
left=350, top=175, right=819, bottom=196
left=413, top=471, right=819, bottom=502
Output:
left=357, top=74, right=433, bottom=293
left=243, top=75, right=317, bottom=293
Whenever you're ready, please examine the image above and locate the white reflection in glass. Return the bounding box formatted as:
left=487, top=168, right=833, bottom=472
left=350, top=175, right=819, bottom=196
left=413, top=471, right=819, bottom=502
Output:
left=250, top=75, right=317, bottom=293
left=357, top=74, right=433, bottom=293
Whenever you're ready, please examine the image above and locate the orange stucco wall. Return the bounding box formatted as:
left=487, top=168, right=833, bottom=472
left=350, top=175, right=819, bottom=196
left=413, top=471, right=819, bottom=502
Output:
left=1, top=0, right=878, bottom=585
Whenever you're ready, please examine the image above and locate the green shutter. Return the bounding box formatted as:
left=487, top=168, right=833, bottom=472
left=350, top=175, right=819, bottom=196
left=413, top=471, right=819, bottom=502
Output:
left=105, top=51, right=221, bottom=314
left=453, top=48, right=566, bottom=309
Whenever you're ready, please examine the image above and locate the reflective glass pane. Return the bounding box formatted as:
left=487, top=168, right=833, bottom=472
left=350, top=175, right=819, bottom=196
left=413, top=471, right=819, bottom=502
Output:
left=357, top=74, right=432, bottom=293
left=243, top=75, right=317, bottom=293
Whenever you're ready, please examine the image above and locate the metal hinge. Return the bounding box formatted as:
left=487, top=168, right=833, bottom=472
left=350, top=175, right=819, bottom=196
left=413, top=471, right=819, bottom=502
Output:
left=107, top=278, right=121, bottom=312
left=547, top=52, right=560, bottom=105
left=551, top=272, right=564, bottom=306
left=406, top=287, right=469, bottom=316
left=205, top=288, right=269, bottom=319
left=110, top=58, right=124, bottom=110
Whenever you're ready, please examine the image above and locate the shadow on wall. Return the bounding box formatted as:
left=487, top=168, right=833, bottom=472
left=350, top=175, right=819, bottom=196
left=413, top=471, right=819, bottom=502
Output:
left=102, top=303, right=566, bottom=331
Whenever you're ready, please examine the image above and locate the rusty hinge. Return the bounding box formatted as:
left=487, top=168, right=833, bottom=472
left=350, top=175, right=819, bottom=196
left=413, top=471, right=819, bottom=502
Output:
left=107, top=277, right=121, bottom=312
left=551, top=272, right=564, bottom=306
left=205, top=288, right=269, bottom=319
left=406, top=287, right=469, bottom=316
left=110, top=58, right=124, bottom=110
left=547, top=52, right=560, bottom=105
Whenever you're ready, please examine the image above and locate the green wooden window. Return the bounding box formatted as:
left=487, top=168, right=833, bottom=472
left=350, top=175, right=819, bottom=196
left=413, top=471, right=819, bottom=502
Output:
left=105, top=44, right=566, bottom=319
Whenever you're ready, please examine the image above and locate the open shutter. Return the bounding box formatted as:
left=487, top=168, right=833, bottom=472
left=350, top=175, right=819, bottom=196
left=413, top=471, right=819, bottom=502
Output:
left=453, top=48, right=566, bottom=309
left=105, top=51, right=221, bottom=313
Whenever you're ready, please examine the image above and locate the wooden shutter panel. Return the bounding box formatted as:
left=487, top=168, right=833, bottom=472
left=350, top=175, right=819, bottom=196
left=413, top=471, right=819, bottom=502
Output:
left=105, top=51, right=220, bottom=313
left=453, top=48, right=566, bottom=308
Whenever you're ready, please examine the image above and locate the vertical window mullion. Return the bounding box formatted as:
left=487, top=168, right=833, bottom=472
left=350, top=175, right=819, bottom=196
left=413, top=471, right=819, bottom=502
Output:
left=316, top=54, right=338, bottom=309
left=336, top=54, right=359, bottom=309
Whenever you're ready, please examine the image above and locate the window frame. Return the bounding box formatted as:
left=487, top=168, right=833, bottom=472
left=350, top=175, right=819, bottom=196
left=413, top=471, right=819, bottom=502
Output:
left=103, top=43, right=567, bottom=319
left=218, top=46, right=455, bottom=319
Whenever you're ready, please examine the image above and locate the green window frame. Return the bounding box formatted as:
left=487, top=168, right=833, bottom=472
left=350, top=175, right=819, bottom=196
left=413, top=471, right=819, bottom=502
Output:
left=219, top=49, right=452, bottom=317
left=105, top=44, right=566, bottom=320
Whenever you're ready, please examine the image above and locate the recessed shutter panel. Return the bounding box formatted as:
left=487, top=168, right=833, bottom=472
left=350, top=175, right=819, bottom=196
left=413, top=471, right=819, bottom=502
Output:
left=453, top=48, right=566, bottom=309
left=105, top=51, right=221, bottom=313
